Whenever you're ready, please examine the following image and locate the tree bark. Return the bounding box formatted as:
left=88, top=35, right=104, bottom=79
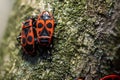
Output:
left=0, top=0, right=120, bottom=80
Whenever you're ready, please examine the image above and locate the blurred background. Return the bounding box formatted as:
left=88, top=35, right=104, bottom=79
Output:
left=0, top=0, right=14, bottom=42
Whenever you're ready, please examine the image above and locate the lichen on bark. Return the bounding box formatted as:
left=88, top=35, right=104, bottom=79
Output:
left=0, top=0, right=120, bottom=80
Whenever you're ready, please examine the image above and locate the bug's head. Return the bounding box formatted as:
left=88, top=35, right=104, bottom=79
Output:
left=40, top=11, right=53, bottom=20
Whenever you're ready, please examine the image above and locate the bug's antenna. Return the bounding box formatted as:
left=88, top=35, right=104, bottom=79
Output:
left=52, top=7, right=55, bottom=15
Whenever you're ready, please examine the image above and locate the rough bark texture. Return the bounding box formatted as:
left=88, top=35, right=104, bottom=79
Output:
left=0, top=0, right=120, bottom=80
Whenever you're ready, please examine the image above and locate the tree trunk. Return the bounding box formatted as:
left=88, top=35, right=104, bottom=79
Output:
left=0, top=0, right=120, bottom=80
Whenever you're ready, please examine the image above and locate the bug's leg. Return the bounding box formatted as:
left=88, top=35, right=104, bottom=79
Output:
left=47, top=46, right=52, bottom=62
left=53, top=35, right=61, bottom=41
left=16, top=33, right=21, bottom=48
left=21, top=51, right=25, bottom=60
left=46, top=39, right=54, bottom=62
left=16, top=36, right=21, bottom=43
left=25, top=16, right=31, bottom=20
left=16, top=33, right=21, bottom=43
left=31, top=16, right=37, bottom=27
left=54, top=20, right=57, bottom=27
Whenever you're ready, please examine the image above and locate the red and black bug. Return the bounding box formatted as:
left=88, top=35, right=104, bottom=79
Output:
left=100, top=74, right=120, bottom=80
left=36, top=11, right=55, bottom=46
left=17, top=18, right=36, bottom=55
left=17, top=11, right=56, bottom=57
